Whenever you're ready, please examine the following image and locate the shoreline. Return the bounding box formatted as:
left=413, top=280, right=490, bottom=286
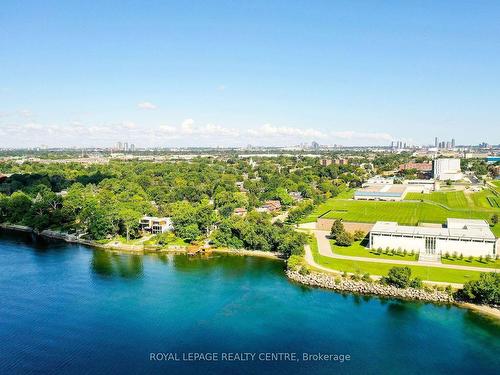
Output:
left=0, top=223, right=283, bottom=260
left=1, top=222, right=498, bottom=319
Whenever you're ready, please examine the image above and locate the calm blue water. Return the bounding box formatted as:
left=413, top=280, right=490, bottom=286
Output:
left=0, top=231, right=499, bottom=375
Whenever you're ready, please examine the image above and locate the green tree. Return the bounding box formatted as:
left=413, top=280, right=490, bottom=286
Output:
left=118, top=207, right=142, bottom=241
left=330, top=219, right=344, bottom=239
left=382, top=266, right=412, bottom=288
left=456, top=272, right=499, bottom=305
left=335, top=231, right=353, bottom=247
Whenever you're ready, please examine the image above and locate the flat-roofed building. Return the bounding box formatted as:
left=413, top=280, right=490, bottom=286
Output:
left=433, top=158, right=463, bottom=181
left=369, top=218, right=496, bottom=257
left=354, top=184, right=408, bottom=201
left=399, top=162, right=432, bottom=172
left=140, top=216, right=173, bottom=234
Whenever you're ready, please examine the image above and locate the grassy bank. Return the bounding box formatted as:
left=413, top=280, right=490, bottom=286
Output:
left=309, top=237, right=484, bottom=284
left=331, top=240, right=418, bottom=261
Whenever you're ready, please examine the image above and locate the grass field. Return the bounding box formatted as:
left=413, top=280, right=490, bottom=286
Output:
left=406, top=189, right=500, bottom=210
left=309, top=238, right=483, bottom=284
left=441, top=256, right=500, bottom=269
left=330, top=240, right=418, bottom=261
left=302, top=188, right=500, bottom=236
left=405, top=191, right=469, bottom=208
left=320, top=200, right=493, bottom=224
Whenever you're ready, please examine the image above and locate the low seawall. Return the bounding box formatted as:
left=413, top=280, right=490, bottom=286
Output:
left=286, top=270, right=453, bottom=303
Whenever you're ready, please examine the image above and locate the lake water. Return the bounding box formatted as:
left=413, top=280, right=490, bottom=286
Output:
left=0, top=231, right=499, bottom=375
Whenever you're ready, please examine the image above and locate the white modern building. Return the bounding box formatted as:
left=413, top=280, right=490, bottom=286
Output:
left=140, top=216, right=173, bottom=234
left=433, top=158, right=463, bottom=181
left=354, top=185, right=408, bottom=201
left=369, top=218, right=497, bottom=257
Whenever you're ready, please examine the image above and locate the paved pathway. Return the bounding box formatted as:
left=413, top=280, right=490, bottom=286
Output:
left=303, top=242, right=464, bottom=288
left=312, top=230, right=499, bottom=273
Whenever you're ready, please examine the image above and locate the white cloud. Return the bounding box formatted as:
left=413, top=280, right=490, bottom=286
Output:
left=331, top=130, right=394, bottom=141
left=247, top=123, right=326, bottom=139
left=137, top=101, right=157, bottom=110
left=158, top=119, right=239, bottom=138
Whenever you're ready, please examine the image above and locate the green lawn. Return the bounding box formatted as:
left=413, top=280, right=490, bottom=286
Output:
left=330, top=240, right=418, bottom=261
left=320, top=200, right=494, bottom=224
left=441, top=256, right=500, bottom=270
left=309, top=237, right=483, bottom=284
left=405, top=191, right=469, bottom=208
left=300, top=189, right=355, bottom=222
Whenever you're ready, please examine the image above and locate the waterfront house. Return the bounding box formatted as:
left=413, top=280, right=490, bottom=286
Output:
left=140, top=216, right=173, bottom=234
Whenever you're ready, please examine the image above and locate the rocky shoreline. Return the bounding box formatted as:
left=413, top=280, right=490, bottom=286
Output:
left=286, top=270, right=454, bottom=303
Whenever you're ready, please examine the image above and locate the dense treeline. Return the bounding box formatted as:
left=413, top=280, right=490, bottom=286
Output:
left=0, top=157, right=367, bottom=254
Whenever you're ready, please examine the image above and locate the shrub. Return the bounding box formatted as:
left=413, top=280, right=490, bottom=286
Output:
left=342, top=271, right=349, bottom=278
left=452, top=251, right=458, bottom=259
left=382, top=266, right=412, bottom=288
left=459, top=253, right=463, bottom=260
left=353, top=230, right=365, bottom=242
left=445, top=285, right=453, bottom=295
left=334, top=277, right=341, bottom=285
left=455, top=272, right=500, bottom=305
left=485, top=254, right=491, bottom=263
left=403, top=249, right=407, bottom=256
left=479, top=255, right=483, bottom=263
left=410, top=277, right=423, bottom=289
left=336, top=231, right=354, bottom=247
left=444, top=252, right=450, bottom=259
left=351, top=273, right=361, bottom=281
left=385, top=247, right=390, bottom=254
left=362, top=273, right=372, bottom=283
left=467, top=255, right=473, bottom=262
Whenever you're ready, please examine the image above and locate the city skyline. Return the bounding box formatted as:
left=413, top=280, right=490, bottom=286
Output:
left=1, top=1, right=500, bottom=147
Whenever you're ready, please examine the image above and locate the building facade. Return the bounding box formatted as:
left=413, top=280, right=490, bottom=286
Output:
left=140, top=216, right=173, bottom=234
left=369, top=219, right=496, bottom=257
left=433, top=158, right=463, bottom=181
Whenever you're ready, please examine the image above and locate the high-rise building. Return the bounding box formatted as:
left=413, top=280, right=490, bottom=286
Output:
left=451, top=138, right=455, bottom=148
left=311, top=141, right=320, bottom=150
left=123, top=142, right=128, bottom=152
left=116, top=141, right=122, bottom=151
left=434, top=137, right=438, bottom=147
left=130, top=144, right=135, bottom=152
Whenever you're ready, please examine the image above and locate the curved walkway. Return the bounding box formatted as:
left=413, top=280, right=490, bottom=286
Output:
left=303, top=242, right=463, bottom=288
left=313, top=230, right=499, bottom=273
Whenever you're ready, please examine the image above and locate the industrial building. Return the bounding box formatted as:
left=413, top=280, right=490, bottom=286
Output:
left=369, top=218, right=496, bottom=257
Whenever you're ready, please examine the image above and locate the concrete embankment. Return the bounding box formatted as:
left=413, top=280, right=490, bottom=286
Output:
left=286, top=270, right=454, bottom=303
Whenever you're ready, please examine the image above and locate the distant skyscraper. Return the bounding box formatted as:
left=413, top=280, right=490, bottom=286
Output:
left=123, top=142, right=128, bottom=151
left=130, top=144, right=135, bottom=152
left=451, top=138, right=455, bottom=148
left=311, top=141, right=320, bottom=150
left=434, top=137, right=438, bottom=148
left=116, top=141, right=122, bottom=151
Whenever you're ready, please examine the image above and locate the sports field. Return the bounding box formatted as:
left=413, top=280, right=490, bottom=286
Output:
left=302, top=189, right=500, bottom=236
left=406, top=189, right=500, bottom=210
left=320, top=200, right=491, bottom=224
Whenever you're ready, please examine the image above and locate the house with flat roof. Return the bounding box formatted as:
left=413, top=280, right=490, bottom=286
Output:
left=140, top=216, right=173, bottom=234
left=369, top=218, right=496, bottom=257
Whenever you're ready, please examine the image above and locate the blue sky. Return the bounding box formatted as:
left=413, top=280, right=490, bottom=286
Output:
left=1, top=0, right=499, bottom=147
